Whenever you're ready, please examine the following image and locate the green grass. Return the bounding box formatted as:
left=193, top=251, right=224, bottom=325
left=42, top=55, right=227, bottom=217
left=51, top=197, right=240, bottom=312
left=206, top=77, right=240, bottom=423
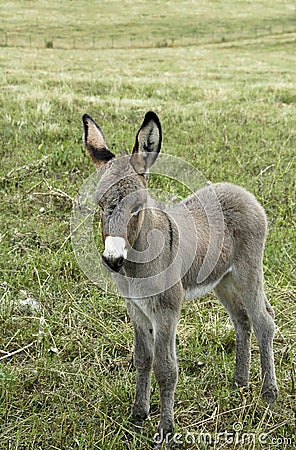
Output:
left=0, top=1, right=295, bottom=449
left=1, top=0, right=296, bottom=49
left=0, top=0, right=296, bottom=48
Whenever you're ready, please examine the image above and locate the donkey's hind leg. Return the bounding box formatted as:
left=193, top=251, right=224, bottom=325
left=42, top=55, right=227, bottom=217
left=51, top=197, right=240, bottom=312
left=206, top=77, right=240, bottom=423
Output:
left=215, top=273, right=252, bottom=389
left=244, top=288, right=278, bottom=404
left=217, top=271, right=278, bottom=404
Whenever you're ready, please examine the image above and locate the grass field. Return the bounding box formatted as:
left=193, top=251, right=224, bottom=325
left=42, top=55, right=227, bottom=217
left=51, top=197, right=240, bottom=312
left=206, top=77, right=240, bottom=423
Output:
left=0, top=1, right=295, bottom=449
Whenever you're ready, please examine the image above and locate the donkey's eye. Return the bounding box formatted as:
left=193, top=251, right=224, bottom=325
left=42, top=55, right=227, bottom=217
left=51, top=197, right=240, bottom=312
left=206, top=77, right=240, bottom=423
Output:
left=131, top=204, right=142, bottom=216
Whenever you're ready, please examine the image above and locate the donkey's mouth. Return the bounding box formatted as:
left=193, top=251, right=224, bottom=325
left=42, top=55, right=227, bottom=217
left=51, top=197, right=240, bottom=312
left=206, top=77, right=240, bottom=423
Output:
left=101, top=254, right=124, bottom=273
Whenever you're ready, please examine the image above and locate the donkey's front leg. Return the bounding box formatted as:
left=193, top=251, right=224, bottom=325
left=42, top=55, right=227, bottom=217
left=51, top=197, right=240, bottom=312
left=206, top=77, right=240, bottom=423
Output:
left=126, top=297, right=153, bottom=425
left=153, top=306, right=180, bottom=447
left=131, top=320, right=154, bottom=426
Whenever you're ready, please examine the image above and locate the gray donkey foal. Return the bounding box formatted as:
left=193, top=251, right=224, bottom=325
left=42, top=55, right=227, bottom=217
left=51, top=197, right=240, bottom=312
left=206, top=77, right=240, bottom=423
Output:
left=82, top=111, right=278, bottom=446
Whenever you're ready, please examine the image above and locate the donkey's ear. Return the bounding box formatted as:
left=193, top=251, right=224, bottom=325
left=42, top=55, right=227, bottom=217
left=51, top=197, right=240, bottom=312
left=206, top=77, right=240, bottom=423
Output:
left=82, top=114, right=115, bottom=169
left=130, top=111, right=162, bottom=174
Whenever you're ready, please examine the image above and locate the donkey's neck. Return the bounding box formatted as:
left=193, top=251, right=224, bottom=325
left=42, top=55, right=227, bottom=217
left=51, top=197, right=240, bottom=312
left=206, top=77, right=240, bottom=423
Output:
left=130, top=198, right=173, bottom=261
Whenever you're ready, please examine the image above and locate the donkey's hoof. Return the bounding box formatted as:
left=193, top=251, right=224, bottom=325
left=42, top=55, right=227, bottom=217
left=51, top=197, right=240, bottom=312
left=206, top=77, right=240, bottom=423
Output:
left=152, top=426, right=174, bottom=449
left=130, top=411, right=148, bottom=429
left=262, top=385, right=278, bottom=405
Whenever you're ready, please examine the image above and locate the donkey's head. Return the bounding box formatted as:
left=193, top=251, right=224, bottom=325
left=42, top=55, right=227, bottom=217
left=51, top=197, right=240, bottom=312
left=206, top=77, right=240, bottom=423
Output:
left=82, top=111, right=162, bottom=272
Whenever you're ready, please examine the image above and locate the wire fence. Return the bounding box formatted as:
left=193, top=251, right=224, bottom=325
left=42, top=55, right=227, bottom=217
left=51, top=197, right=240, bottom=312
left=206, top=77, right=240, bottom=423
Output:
left=0, top=23, right=296, bottom=50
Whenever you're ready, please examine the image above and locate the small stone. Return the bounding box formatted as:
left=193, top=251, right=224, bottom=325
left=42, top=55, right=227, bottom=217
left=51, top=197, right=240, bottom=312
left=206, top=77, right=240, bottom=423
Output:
left=48, top=347, right=58, bottom=354
left=19, top=297, right=41, bottom=314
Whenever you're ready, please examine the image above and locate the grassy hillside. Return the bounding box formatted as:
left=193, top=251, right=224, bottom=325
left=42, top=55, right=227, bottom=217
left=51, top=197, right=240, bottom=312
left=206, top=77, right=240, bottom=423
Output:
left=0, top=1, right=295, bottom=449
left=1, top=0, right=296, bottom=48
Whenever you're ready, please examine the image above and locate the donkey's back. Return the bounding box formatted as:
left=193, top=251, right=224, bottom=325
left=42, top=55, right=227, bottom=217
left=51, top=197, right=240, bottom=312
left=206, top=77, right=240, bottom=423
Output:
left=182, top=181, right=267, bottom=242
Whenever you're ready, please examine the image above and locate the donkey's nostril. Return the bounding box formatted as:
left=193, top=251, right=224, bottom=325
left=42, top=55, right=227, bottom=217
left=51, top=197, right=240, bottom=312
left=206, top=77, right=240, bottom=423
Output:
left=117, top=256, right=124, bottom=267
left=102, top=254, right=124, bottom=273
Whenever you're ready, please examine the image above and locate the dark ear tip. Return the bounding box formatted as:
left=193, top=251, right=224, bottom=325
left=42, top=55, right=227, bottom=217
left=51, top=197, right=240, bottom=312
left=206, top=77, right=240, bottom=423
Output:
left=144, top=111, right=160, bottom=124
left=82, top=113, right=91, bottom=125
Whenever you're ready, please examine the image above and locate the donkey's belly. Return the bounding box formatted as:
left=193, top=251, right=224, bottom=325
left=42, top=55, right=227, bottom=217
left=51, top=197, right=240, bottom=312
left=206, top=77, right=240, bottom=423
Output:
left=183, top=267, right=232, bottom=301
